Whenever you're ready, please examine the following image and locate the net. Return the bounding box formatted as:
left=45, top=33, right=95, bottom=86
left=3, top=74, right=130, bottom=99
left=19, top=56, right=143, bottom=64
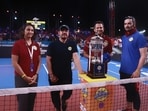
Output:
left=0, top=76, right=148, bottom=111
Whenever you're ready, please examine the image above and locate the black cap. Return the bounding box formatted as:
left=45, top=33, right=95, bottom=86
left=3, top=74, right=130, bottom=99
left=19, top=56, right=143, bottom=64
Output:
left=59, top=25, right=69, bottom=31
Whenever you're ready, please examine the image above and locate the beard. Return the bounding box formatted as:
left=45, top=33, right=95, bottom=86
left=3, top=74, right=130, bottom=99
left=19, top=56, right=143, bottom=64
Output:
left=60, top=35, right=68, bottom=42
left=125, top=27, right=130, bottom=31
left=125, top=25, right=134, bottom=31
left=61, top=37, right=67, bottom=41
left=61, top=33, right=68, bottom=40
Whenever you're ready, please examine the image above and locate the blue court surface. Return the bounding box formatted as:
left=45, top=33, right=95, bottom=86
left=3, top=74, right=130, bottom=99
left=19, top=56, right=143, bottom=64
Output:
left=0, top=57, right=148, bottom=89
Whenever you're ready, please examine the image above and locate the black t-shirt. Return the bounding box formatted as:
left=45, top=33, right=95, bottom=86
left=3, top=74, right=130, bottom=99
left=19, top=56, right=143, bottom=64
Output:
left=46, top=39, right=78, bottom=80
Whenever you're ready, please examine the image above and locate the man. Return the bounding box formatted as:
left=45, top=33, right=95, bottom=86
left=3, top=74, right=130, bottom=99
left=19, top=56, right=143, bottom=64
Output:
left=83, top=21, right=113, bottom=74
left=119, top=16, right=147, bottom=111
left=46, top=24, right=84, bottom=111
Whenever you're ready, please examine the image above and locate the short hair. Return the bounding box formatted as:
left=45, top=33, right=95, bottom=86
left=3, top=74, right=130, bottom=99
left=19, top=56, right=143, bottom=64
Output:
left=93, top=21, right=104, bottom=27
left=124, top=16, right=136, bottom=27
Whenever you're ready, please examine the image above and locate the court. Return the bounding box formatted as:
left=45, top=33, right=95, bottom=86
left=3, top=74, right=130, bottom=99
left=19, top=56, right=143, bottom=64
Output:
left=0, top=57, right=148, bottom=88
left=1, top=57, right=148, bottom=111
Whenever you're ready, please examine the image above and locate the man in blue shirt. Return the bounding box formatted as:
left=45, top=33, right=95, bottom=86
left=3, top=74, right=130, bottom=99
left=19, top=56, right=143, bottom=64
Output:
left=120, top=16, right=147, bottom=111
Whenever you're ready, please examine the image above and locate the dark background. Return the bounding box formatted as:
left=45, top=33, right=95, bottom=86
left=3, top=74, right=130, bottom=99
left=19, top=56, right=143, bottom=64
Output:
left=0, top=0, right=148, bottom=36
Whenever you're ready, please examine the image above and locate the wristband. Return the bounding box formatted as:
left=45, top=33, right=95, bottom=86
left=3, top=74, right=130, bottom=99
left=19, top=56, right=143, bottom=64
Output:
left=21, top=74, right=26, bottom=78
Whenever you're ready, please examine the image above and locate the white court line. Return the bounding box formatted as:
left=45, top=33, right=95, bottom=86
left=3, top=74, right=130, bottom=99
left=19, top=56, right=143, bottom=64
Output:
left=141, top=72, right=148, bottom=76
left=43, top=64, right=48, bottom=74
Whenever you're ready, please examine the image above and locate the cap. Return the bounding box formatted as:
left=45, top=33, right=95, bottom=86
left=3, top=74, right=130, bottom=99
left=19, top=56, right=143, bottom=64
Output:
left=59, top=25, right=69, bottom=31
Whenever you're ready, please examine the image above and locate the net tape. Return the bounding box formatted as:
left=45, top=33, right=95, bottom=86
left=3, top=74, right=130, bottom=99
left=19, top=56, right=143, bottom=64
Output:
left=0, top=76, right=148, bottom=96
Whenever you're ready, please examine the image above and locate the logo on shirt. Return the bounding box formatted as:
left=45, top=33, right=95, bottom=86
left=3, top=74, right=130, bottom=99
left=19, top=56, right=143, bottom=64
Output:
left=129, top=37, right=133, bottom=42
left=68, top=46, right=72, bottom=51
left=32, top=46, right=37, bottom=50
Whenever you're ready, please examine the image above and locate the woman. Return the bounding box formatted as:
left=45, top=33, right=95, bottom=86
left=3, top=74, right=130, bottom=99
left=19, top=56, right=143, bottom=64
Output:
left=11, top=23, right=41, bottom=111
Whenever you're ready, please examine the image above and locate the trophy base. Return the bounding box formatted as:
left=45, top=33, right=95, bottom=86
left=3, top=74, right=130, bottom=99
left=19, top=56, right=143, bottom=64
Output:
left=87, top=63, right=106, bottom=79
left=87, top=73, right=106, bottom=79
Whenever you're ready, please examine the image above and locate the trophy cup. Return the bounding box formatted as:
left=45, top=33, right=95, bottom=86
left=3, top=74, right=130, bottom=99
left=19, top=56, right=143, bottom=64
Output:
left=87, top=35, right=106, bottom=78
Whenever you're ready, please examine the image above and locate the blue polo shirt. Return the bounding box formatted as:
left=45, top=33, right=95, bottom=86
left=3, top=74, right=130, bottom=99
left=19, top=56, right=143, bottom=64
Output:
left=120, top=31, right=147, bottom=74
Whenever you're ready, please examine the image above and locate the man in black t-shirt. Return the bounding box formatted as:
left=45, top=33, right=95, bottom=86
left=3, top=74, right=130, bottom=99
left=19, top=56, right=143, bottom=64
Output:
left=46, top=25, right=84, bottom=111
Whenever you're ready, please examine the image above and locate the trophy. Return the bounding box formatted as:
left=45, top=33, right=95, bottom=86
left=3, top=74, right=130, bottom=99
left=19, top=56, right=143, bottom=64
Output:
left=87, top=35, right=106, bottom=78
